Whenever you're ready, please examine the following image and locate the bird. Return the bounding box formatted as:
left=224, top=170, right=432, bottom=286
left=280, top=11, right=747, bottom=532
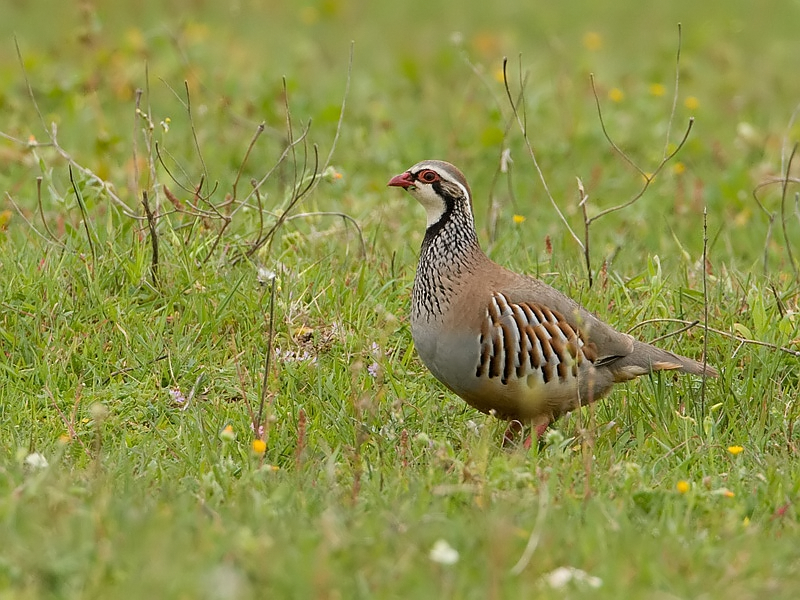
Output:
left=388, top=159, right=718, bottom=439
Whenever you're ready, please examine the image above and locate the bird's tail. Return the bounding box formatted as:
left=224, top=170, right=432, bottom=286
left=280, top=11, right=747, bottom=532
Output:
left=611, top=340, right=718, bottom=382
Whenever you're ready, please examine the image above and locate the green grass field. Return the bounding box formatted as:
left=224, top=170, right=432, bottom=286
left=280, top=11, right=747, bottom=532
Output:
left=2, top=1, right=799, bottom=598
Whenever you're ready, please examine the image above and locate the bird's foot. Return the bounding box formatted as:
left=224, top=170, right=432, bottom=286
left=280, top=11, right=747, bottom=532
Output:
left=502, top=419, right=551, bottom=450
left=502, top=420, right=526, bottom=448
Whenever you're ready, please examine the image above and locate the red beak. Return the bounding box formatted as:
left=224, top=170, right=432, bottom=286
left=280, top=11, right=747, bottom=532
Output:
left=387, top=171, right=414, bottom=189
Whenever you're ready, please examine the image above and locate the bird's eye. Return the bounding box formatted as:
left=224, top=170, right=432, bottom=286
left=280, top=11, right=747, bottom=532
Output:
left=418, top=170, right=439, bottom=183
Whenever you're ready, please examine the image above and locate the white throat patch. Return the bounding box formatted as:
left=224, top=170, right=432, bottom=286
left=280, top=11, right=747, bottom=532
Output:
left=410, top=183, right=449, bottom=228
left=407, top=166, right=471, bottom=228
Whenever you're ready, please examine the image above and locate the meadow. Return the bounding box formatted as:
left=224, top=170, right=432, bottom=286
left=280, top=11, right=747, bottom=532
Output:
left=1, top=1, right=799, bottom=598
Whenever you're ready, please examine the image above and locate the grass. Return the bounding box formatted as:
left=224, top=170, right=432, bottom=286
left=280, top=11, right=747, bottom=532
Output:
left=1, top=0, right=800, bottom=598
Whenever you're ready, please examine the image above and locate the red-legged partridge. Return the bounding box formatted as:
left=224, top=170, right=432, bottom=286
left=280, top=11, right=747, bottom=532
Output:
left=388, top=159, right=718, bottom=436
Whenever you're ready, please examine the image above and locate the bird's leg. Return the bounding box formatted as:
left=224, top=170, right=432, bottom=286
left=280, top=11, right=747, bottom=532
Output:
left=502, top=416, right=553, bottom=449
left=533, top=418, right=551, bottom=439
left=502, top=419, right=526, bottom=448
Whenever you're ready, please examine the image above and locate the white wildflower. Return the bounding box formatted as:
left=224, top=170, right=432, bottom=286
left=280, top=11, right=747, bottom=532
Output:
left=544, top=566, right=602, bottom=589
left=429, top=539, right=459, bottom=565
left=24, top=452, right=49, bottom=469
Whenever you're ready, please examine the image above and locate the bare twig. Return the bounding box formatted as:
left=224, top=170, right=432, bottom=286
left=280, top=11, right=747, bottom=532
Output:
left=155, top=143, right=211, bottom=202
left=5, top=192, right=58, bottom=246
left=752, top=183, right=776, bottom=275
left=510, top=482, right=550, bottom=576
left=253, top=182, right=265, bottom=247
left=231, top=122, right=266, bottom=202
left=779, top=143, right=799, bottom=279
left=201, top=215, right=232, bottom=265
left=663, top=23, right=683, bottom=159
left=184, top=80, right=209, bottom=192
left=321, top=42, right=353, bottom=176
left=284, top=211, right=367, bottom=258
left=36, top=177, right=66, bottom=247
left=627, top=317, right=800, bottom=358
left=68, top=165, right=97, bottom=262
left=577, top=177, right=592, bottom=285
left=141, top=191, right=160, bottom=288
left=247, top=144, right=321, bottom=258
left=502, top=57, right=585, bottom=252
left=579, top=33, right=693, bottom=286
left=647, top=319, right=699, bottom=344
left=700, top=207, right=709, bottom=418
left=132, top=88, right=143, bottom=200
left=14, top=38, right=138, bottom=219
left=145, top=65, right=159, bottom=206
left=255, top=273, right=278, bottom=434
left=588, top=76, right=694, bottom=222
left=626, top=317, right=699, bottom=334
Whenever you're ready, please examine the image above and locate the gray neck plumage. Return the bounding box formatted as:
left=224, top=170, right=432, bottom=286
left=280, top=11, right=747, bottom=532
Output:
left=413, top=203, right=483, bottom=320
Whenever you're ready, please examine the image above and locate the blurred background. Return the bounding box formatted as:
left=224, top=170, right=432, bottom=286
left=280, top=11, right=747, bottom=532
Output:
left=2, top=0, right=799, bottom=271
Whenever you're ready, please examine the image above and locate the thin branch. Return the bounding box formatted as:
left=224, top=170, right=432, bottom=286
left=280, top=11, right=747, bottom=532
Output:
left=321, top=42, right=353, bottom=173
left=184, top=80, right=209, bottom=193
left=502, top=56, right=585, bottom=252
left=780, top=101, right=800, bottom=176
left=700, top=207, right=709, bottom=419
left=155, top=142, right=207, bottom=199
left=246, top=144, right=321, bottom=258
left=14, top=38, right=138, bottom=219
left=577, top=177, right=592, bottom=286
left=510, top=482, right=550, bottom=576
left=284, top=211, right=367, bottom=258
left=231, top=122, right=265, bottom=202
left=201, top=214, right=232, bottom=265
left=588, top=75, right=694, bottom=222
left=628, top=317, right=800, bottom=358
left=132, top=88, right=143, bottom=200
left=68, top=165, right=97, bottom=262
left=141, top=191, right=160, bottom=288
left=780, top=142, right=799, bottom=279
left=234, top=122, right=312, bottom=216
left=144, top=64, right=159, bottom=210
left=255, top=274, right=278, bottom=434
left=14, top=37, right=48, bottom=134
left=36, top=176, right=66, bottom=247
left=6, top=192, right=59, bottom=246
left=253, top=182, right=265, bottom=248
left=663, top=23, right=683, bottom=159
left=626, top=317, right=700, bottom=334
left=648, top=319, right=699, bottom=344
left=752, top=183, right=776, bottom=276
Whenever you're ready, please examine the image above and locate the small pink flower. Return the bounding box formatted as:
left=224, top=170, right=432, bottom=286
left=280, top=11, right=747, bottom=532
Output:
left=170, top=388, right=189, bottom=410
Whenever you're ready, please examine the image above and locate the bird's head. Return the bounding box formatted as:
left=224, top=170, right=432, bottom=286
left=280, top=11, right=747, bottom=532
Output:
left=388, top=160, right=473, bottom=229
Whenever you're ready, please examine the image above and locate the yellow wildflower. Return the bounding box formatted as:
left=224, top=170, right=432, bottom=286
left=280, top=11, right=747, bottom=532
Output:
left=728, top=445, right=744, bottom=455
left=512, top=214, right=526, bottom=224
left=649, top=83, right=666, bottom=97
left=684, top=96, right=699, bottom=110
left=676, top=480, right=690, bottom=494
left=583, top=32, right=603, bottom=51
left=608, top=88, right=624, bottom=103
left=300, top=7, right=318, bottom=24
left=672, top=162, right=686, bottom=175
left=252, top=439, right=267, bottom=454
left=220, top=424, right=236, bottom=441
